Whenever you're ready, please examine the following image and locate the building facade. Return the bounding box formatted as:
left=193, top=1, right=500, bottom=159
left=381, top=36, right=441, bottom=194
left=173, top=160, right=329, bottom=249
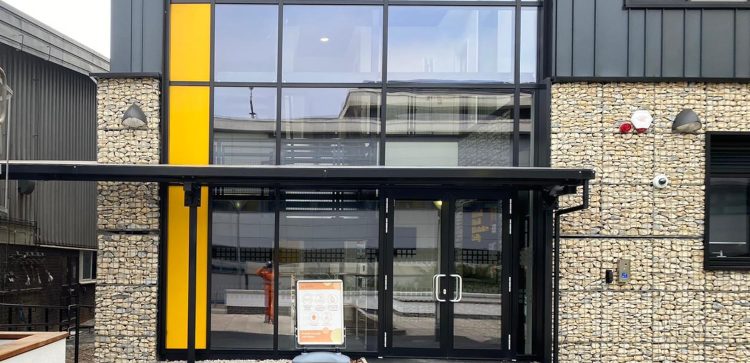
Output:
left=0, top=1, right=107, bottom=327
left=99, top=0, right=750, bottom=361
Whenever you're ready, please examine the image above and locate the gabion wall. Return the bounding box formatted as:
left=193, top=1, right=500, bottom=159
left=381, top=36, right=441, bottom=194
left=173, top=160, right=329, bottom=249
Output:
left=94, top=77, right=161, bottom=362
left=552, top=82, right=750, bottom=362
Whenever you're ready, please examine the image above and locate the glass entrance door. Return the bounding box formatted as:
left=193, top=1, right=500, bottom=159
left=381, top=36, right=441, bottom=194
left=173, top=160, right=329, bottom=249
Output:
left=385, top=195, right=509, bottom=358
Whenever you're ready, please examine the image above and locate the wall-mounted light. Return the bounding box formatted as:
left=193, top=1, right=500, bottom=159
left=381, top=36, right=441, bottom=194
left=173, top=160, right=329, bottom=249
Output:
left=121, top=103, right=147, bottom=128
left=672, top=108, right=702, bottom=133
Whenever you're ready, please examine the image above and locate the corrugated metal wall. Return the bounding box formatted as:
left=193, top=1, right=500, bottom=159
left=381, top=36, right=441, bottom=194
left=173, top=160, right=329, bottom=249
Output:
left=0, top=42, right=96, bottom=249
left=554, top=0, right=750, bottom=79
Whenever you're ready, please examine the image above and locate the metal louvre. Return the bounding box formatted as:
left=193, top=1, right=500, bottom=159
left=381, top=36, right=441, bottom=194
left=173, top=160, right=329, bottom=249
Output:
left=709, top=133, right=750, bottom=174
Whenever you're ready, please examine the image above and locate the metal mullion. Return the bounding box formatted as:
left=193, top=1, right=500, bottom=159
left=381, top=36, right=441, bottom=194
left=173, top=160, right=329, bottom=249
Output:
left=385, top=82, right=523, bottom=90
left=214, top=82, right=278, bottom=88
left=284, top=0, right=383, bottom=4
left=389, top=1, right=532, bottom=6
left=215, top=0, right=281, bottom=3
left=276, top=2, right=283, bottom=166
left=381, top=1, right=388, bottom=166
left=273, top=188, right=280, bottom=351
left=206, top=1, right=216, bottom=352
left=513, top=0, right=521, bottom=167
left=280, top=83, right=383, bottom=88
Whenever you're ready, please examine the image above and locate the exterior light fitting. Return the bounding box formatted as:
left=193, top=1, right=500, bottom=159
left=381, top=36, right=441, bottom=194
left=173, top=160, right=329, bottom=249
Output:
left=672, top=108, right=702, bottom=133
left=433, top=200, right=443, bottom=209
left=630, top=110, right=653, bottom=133
left=122, top=103, right=147, bottom=128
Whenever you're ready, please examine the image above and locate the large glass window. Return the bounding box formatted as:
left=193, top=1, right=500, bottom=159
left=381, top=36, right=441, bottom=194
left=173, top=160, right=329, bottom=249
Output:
left=210, top=193, right=276, bottom=350
left=213, top=87, right=277, bottom=165
left=385, top=90, right=515, bottom=166
left=281, top=88, right=380, bottom=166
left=388, top=7, right=514, bottom=83
left=708, top=177, right=750, bottom=259
left=214, top=5, right=278, bottom=82
left=283, top=6, right=383, bottom=83
left=706, top=133, right=750, bottom=268
left=278, top=190, right=380, bottom=352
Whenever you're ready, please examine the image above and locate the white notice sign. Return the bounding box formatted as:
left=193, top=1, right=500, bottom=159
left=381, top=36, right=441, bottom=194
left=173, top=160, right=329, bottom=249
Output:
left=296, top=279, right=345, bottom=346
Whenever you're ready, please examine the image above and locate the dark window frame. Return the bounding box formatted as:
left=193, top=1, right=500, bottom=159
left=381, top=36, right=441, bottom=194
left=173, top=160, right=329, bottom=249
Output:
left=705, top=132, right=750, bottom=270
left=626, top=0, right=750, bottom=9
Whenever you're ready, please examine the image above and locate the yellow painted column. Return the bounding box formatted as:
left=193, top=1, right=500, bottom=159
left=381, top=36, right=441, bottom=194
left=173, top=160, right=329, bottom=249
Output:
left=165, top=2, right=212, bottom=350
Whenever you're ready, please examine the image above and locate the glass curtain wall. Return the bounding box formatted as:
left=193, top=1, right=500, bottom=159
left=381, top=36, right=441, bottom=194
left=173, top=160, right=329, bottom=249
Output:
left=208, top=0, right=541, bottom=354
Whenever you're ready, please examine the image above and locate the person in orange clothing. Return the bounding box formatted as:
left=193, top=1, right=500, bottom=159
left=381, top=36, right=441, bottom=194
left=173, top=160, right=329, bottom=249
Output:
left=256, top=261, right=274, bottom=324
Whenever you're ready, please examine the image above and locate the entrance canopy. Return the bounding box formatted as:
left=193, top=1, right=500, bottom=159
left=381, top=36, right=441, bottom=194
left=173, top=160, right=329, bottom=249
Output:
left=0, top=161, right=594, bottom=190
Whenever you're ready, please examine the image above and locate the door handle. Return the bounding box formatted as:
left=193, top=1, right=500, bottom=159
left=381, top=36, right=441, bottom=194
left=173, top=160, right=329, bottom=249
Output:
left=450, top=274, right=463, bottom=302
left=433, top=274, right=446, bottom=302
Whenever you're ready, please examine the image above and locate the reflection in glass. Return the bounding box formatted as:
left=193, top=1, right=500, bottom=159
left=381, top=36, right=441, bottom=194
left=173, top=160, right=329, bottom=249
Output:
left=392, top=200, right=442, bottom=349
left=214, top=87, right=277, bottom=165
left=283, top=6, right=382, bottom=83
left=515, top=192, right=533, bottom=354
left=709, top=178, right=750, bottom=258
left=281, top=88, right=380, bottom=166
left=453, top=199, right=503, bottom=349
left=388, top=7, right=514, bottom=82
left=210, top=195, right=276, bottom=350
left=278, top=190, right=380, bottom=351
left=215, top=5, right=278, bottom=82
left=385, top=90, right=518, bottom=166
left=519, top=92, right=533, bottom=167
left=520, top=7, right=538, bottom=83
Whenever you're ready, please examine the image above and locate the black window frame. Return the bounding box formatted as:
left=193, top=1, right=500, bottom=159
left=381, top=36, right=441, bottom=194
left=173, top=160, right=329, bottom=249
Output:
left=625, top=0, right=750, bottom=9
left=705, top=132, right=750, bottom=270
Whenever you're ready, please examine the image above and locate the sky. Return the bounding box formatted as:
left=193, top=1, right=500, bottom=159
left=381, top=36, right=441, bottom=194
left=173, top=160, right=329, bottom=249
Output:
left=3, top=0, right=111, bottom=58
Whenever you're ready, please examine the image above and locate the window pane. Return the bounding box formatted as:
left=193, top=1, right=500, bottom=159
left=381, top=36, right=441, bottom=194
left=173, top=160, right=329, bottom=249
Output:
left=214, top=87, right=277, bottom=165
left=388, top=7, right=514, bottom=83
left=283, top=6, right=383, bottom=83
left=385, top=90, right=514, bottom=166
left=278, top=190, right=380, bottom=352
left=709, top=177, right=750, bottom=258
left=82, top=251, right=93, bottom=280
left=519, top=92, right=533, bottom=167
left=281, top=88, right=380, bottom=166
left=520, top=7, right=538, bottom=83
left=210, top=195, right=276, bottom=350
left=215, top=5, right=278, bottom=82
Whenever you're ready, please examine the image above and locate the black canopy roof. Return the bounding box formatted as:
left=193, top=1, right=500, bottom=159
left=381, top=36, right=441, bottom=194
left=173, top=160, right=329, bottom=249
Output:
left=0, top=161, right=594, bottom=189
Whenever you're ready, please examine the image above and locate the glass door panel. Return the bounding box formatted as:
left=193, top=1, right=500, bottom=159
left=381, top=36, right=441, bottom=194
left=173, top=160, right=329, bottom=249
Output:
left=391, top=200, right=443, bottom=350
left=452, top=199, right=504, bottom=350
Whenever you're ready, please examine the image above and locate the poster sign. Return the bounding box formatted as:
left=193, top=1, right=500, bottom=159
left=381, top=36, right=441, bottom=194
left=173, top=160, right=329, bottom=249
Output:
left=296, top=279, right=345, bottom=346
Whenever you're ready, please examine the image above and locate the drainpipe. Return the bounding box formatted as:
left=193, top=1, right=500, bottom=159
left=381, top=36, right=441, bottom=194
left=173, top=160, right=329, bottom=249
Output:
left=552, top=180, right=589, bottom=363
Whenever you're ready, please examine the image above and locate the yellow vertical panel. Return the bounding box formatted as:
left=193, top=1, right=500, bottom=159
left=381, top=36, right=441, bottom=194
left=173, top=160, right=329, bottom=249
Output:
left=166, top=185, right=209, bottom=349
left=168, top=86, right=210, bottom=165
left=170, top=4, right=211, bottom=82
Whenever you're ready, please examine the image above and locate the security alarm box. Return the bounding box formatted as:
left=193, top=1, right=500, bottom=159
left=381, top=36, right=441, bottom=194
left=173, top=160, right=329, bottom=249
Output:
left=617, top=259, right=631, bottom=283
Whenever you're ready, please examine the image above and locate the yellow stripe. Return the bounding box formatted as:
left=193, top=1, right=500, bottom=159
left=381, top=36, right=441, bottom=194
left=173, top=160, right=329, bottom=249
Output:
left=166, top=185, right=209, bottom=349
left=168, top=86, right=209, bottom=165
left=166, top=85, right=210, bottom=349
left=169, top=4, right=211, bottom=82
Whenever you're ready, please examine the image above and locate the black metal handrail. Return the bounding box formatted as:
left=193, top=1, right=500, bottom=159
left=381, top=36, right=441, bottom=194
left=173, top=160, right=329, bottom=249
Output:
left=0, top=302, right=94, bottom=363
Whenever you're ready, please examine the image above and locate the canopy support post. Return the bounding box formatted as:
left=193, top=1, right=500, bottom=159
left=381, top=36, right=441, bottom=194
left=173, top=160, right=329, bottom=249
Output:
left=184, top=182, right=201, bottom=363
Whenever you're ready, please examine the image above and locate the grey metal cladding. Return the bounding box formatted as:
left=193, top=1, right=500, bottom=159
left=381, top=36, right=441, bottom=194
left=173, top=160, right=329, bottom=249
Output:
left=554, top=0, right=750, bottom=79
left=0, top=42, right=96, bottom=249
left=595, top=0, right=628, bottom=77
left=0, top=2, right=108, bottom=75
left=111, top=0, right=164, bottom=73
